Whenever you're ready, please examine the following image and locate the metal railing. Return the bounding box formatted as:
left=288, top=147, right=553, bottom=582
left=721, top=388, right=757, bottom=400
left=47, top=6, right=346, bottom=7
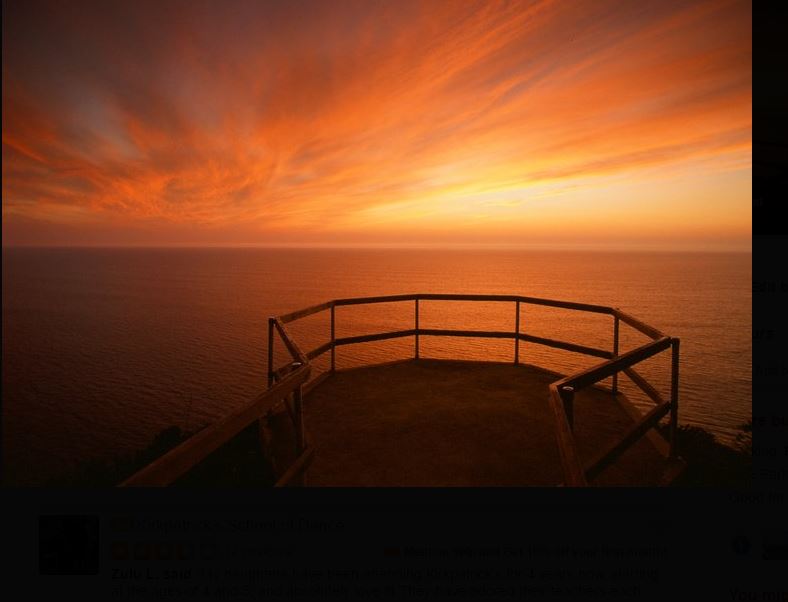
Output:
left=269, top=294, right=680, bottom=487
left=121, top=293, right=678, bottom=487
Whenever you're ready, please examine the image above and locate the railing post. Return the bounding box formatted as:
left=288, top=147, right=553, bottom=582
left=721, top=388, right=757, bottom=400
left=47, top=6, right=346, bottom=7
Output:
left=415, top=298, right=420, bottom=359
left=294, top=381, right=305, bottom=454
left=330, top=303, right=336, bottom=372
left=514, top=300, right=520, bottom=365
left=612, top=315, right=620, bottom=395
left=669, top=338, right=680, bottom=458
left=267, top=317, right=275, bottom=387
left=561, top=385, right=575, bottom=431
left=258, top=411, right=276, bottom=474
left=293, top=380, right=306, bottom=486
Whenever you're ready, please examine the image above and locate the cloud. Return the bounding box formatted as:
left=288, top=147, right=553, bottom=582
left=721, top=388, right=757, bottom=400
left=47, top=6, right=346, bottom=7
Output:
left=2, top=0, right=751, bottom=246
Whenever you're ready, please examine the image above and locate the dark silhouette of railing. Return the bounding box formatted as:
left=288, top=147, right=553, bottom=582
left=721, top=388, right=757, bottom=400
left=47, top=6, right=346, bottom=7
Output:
left=121, top=294, right=679, bottom=487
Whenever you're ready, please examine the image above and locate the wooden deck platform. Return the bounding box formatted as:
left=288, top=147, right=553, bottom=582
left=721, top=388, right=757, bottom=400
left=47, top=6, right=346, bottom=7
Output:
left=268, top=359, right=672, bottom=487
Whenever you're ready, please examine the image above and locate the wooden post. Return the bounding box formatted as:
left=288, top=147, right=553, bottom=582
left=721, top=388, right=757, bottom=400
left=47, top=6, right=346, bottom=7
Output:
left=258, top=410, right=277, bottom=475
left=330, top=304, right=336, bottom=372
left=415, top=298, right=420, bottom=359
left=514, top=301, right=520, bottom=364
left=293, top=381, right=305, bottom=454
left=669, top=338, right=680, bottom=458
left=293, top=381, right=306, bottom=486
left=265, top=317, right=276, bottom=474
left=267, top=317, right=275, bottom=387
left=612, top=315, right=620, bottom=395
left=561, top=386, right=575, bottom=431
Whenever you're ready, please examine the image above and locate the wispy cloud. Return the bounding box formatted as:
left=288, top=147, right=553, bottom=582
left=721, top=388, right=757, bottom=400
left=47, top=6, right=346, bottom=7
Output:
left=2, top=0, right=751, bottom=247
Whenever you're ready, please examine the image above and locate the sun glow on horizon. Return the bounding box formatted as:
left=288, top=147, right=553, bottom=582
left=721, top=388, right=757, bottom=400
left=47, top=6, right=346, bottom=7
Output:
left=2, top=0, right=751, bottom=249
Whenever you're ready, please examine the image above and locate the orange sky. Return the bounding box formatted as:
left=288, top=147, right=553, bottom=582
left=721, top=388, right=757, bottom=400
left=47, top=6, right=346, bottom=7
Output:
left=2, top=0, right=751, bottom=249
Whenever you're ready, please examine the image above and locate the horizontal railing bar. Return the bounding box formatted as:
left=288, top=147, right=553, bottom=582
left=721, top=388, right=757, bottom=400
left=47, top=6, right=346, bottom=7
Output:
left=301, top=329, right=612, bottom=359
left=307, top=341, right=333, bottom=360
left=334, top=329, right=417, bottom=346
left=278, top=301, right=333, bottom=324
left=584, top=401, right=671, bottom=481
left=333, top=294, right=418, bottom=306
left=331, top=327, right=613, bottom=358
left=613, top=308, right=666, bottom=340
left=328, top=294, right=614, bottom=314
left=419, top=328, right=515, bottom=339
left=518, top=333, right=612, bottom=359
left=417, top=293, right=520, bottom=303
left=548, top=385, right=588, bottom=486
left=417, top=293, right=613, bottom=313
left=558, top=337, right=672, bottom=391
left=421, top=294, right=613, bottom=314
left=120, top=367, right=310, bottom=487
left=623, top=367, right=666, bottom=405
left=515, top=295, right=613, bottom=314
left=274, top=446, right=315, bottom=487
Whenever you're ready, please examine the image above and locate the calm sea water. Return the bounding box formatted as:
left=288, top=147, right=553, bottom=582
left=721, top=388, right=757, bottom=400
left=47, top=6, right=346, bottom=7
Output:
left=2, top=248, right=751, bottom=485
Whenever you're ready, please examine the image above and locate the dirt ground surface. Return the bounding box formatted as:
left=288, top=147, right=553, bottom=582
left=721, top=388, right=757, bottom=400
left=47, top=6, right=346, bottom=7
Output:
left=295, top=359, right=667, bottom=486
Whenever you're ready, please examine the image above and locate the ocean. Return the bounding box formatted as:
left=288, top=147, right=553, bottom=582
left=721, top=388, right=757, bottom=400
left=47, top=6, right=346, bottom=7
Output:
left=2, top=248, right=751, bottom=485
